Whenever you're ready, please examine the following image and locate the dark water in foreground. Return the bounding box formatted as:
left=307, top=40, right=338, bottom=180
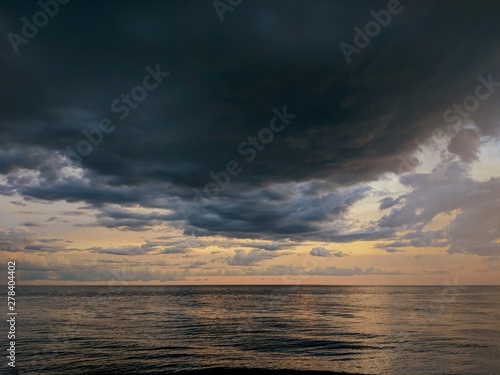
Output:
left=8, top=286, right=500, bottom=374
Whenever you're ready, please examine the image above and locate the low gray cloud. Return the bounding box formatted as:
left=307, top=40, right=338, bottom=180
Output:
left=182, top=261, right=208, bottom=269
left=20, top=221, right=43, bottom=227
left=227, top=249, right=284, bottom=266
left=308, top=266, right=402, bottom=276
left=162, top=248, right=192, bottom=255
left=310, top=246, right=348, bottom=257
left=89, top=244, right=156, bottom=256
left=10, top=200, right=27, bottom=206
left=0, top=227, right=71, bottom=253
left=16, top=260, right=186, bottom=282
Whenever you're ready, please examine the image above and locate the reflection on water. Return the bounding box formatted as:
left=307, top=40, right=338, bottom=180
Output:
left=13, top=286, right=500, bottom=374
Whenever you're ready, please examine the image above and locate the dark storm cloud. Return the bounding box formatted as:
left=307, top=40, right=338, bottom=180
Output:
left=93, top=207, right=179, bottom=231
left=183, top=184, right=372, bottom=239
left=1, top=1, right=500, bottom=240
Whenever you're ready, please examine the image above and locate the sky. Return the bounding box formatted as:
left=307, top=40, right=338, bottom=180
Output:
left=0, top=0, right=499, bottom=285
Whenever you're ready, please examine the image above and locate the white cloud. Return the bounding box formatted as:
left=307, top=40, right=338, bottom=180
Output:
left=310, top=246, right=349, bottom=257
left=310, top=246, right=332, bottom=257
left=378, top=159, right=500, bottom=256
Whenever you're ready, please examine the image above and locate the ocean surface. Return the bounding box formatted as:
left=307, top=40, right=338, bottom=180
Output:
left=9, top=286, right=500, bottom=374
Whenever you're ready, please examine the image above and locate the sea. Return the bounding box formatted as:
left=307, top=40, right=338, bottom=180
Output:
left=8, top=286, right=500, bottom=374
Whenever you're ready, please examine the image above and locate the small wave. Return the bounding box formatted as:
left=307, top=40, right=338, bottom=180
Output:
left=171, top=368, right=369, bottom=375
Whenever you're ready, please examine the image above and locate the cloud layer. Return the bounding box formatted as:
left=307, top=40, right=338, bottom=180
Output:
left=0, top=1, right=499, bottom=280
